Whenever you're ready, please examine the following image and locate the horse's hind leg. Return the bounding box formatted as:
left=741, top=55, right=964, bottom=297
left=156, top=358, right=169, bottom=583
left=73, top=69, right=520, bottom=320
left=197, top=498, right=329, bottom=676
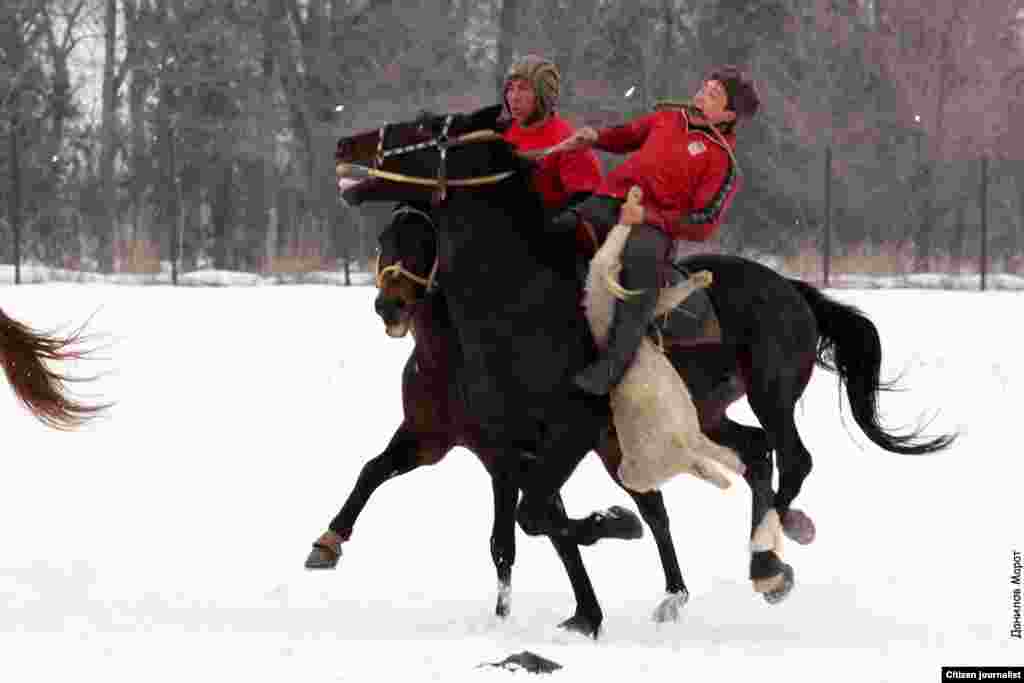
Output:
left=737, top=352, right=820, bottom=602
left=305, top=425, right=450, bottom=569
left=709, top=416, right=794, bottom=604
left=743, top=360, right=816, bottom=537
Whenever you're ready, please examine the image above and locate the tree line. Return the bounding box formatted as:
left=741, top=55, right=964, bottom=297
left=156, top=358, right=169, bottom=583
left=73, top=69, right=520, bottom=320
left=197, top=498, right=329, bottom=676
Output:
left=2, top=0, right=1023, bottom=281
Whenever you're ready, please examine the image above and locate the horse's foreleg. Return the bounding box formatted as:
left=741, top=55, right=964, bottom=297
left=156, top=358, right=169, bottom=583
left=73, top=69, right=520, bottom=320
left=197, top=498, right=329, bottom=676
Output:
left=305, top=425, right=449, bottom=569
left=545, top=494, right=604, bottom=639
left=515, top=423, right=643, bottom=546
left=488, top=464, right=519, bottom=618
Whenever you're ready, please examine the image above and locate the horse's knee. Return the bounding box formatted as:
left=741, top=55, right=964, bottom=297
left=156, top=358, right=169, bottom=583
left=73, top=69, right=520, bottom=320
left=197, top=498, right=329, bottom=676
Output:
left=515, top=495, right=561, bottom=537
left=515, top=503, right=546, bottom=536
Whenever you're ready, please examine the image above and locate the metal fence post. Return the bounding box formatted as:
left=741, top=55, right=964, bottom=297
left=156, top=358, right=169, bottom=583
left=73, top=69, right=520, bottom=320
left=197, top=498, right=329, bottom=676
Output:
left=980, top=156, right=988, bottom=292
left=823, top=146, right=832, bottom=287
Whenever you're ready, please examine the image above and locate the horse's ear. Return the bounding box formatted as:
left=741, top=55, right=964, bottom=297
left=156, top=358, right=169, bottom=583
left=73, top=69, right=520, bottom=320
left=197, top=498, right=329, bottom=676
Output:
left=468, top=103, right=509, bottom=133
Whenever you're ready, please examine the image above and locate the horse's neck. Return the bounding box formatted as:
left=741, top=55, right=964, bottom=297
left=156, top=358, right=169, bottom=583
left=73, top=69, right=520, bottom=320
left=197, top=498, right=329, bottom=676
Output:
left=437, top=190, right=590, bottom=359
left=443, top=190, right=555, bottom=279
left=410, top=293, right=457, bottom=369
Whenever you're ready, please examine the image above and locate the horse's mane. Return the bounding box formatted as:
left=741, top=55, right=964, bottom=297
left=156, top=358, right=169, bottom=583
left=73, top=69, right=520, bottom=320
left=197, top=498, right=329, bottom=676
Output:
left=384, top=106, right=583, bottom=286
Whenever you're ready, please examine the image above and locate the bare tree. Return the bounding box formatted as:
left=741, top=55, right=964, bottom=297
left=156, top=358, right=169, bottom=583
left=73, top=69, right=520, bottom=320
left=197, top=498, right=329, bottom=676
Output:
left=98, top=0, right=117, bottom=272
left=868, top=0, right=1024, bottom=270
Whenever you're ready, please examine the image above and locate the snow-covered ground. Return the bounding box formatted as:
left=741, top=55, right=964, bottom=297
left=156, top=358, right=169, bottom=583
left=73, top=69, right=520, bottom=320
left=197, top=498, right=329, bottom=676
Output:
left=0, top=282, right=1019, bottom=681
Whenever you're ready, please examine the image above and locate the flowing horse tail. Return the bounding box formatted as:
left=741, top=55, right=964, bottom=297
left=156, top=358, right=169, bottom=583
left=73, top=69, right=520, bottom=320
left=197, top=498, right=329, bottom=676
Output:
left=788, top=279, right=956, bottom=455
left=0, top=307, right=112, bottom=430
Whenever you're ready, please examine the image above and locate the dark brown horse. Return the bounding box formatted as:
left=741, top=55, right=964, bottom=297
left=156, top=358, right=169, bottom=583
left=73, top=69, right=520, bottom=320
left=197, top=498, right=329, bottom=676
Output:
left=306, top=207, right=701, bottom=623
left=0, top=306, right=110, bottom=429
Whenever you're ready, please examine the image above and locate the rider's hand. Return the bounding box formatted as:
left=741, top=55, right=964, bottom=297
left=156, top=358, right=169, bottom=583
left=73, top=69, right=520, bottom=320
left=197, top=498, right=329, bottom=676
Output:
left=562, top=127, right=598, bottom=151
left=619, top=200, right=645, bottom=226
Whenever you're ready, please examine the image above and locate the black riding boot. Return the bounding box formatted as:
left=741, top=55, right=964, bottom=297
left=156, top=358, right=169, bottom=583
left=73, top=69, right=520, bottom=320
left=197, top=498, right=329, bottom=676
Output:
left=573, top=222, right=665, bottom=395
left=573, top=286, right=658, bottom=395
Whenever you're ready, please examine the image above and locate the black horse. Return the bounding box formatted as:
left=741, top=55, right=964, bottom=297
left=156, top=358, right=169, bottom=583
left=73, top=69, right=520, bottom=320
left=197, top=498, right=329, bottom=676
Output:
left=331, top=104, right=955, bottom=636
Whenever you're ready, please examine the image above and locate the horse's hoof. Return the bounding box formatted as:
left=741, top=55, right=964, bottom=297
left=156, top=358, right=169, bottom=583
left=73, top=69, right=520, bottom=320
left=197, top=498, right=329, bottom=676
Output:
left=782, top=509, right=816, bottom=545
left=652, top=589, right=689, bottom=623
left=575, top=505, right=644, bottom=546
left=558, top=613, right=601, bottom=639
left=304, top=542, right=341, bottom=570
left=762, top=563, right=795, bottom=605
left=595, top=505, right=644, bottom=541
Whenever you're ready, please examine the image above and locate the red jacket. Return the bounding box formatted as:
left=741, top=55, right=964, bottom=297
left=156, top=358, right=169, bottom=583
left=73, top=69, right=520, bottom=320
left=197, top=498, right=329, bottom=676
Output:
left=503, top=114, right=602, bottom=210
left=594, top=109, right=739, bottom=241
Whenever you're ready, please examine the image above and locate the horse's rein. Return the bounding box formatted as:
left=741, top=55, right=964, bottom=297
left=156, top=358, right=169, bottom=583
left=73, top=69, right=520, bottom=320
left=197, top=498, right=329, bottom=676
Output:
left=337, top=163, right=515, bottom=189
left=375, top=205, right=440, bottom=294
left=337, top=122, right=516, bottom=197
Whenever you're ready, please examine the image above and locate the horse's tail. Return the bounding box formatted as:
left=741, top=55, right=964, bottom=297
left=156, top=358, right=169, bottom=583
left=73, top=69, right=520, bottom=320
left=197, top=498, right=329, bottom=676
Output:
left=788, top=279, right=956, bottom=455
left=0, top=307, right=112, bottom=430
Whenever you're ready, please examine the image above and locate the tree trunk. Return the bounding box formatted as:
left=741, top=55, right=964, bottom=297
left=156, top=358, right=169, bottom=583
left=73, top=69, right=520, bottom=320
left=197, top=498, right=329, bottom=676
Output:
left=98, top=0, right=118, bottom=273
left=125, top=0, right=149, bottom=247
left=950, top=201, right=966, bottom=272
left=1007, top=159, right=1022, bottom=272
left=913, top=10, right=958, bottom=273
left=657, top=0, right=674, bottom=101
left=495, top=0, right=521, bottom=91
left=9, top=114, right=23, bottom=284
left=256, top=3, right=280, bottom=273
left=211, top=161, right=234, bottom=270
left=43, top=7, right=75, bottom=170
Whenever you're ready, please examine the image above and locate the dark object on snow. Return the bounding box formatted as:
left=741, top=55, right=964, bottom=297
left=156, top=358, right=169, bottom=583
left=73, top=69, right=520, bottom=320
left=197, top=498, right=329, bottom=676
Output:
left=480, top=651, right=563, bottom=674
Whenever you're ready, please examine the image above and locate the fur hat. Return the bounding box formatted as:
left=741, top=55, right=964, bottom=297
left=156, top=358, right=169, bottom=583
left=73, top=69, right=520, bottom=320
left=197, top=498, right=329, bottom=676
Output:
left=504, top=54, right=561, bottom=123
left=708, top=65, right=760, bottom=121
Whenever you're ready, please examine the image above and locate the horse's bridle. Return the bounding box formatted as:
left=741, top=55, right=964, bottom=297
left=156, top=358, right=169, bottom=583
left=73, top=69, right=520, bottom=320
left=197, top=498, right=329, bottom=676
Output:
left=375, top=205, right=439, bottom=294
left=337, top=115, right=515, bottom=201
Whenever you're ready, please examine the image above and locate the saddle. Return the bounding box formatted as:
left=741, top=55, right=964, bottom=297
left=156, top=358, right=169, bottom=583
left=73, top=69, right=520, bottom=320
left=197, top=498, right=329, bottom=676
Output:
left=576, top=217, right=722, bottom=348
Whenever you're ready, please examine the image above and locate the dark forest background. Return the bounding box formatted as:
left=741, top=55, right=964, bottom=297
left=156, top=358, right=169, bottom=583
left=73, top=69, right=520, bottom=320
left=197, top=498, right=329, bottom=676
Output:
left=3, top=0, right=1023, bottom=283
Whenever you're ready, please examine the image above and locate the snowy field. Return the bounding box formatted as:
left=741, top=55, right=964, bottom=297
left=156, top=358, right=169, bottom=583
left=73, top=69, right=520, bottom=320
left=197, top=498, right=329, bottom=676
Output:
left=0, top=282, right=1020, bottom=682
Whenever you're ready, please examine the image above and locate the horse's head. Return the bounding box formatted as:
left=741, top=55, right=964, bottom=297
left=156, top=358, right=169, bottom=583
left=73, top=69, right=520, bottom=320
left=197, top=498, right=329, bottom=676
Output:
left=336, top=104, right=531, bottom=206
left=373, top=203, right=438, bottom=338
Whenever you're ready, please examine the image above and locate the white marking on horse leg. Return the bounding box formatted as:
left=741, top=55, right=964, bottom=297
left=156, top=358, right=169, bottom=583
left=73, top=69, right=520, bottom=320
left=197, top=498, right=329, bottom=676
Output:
left=496, top=581, right=511, bottom=615
left=750, top=508, right=783, bottom=556
left=750, top=508, right=788, bottom=594
left=651, top=589, right=689, bottom=623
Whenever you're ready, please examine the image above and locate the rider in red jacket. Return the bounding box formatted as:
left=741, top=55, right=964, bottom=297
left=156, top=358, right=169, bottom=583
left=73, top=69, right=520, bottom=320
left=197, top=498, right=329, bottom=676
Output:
left=585, top=109, right=738, bottom=241
left=557, top=66, right=760, bottom=396
left=501, top=55, right=602, bottom=215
